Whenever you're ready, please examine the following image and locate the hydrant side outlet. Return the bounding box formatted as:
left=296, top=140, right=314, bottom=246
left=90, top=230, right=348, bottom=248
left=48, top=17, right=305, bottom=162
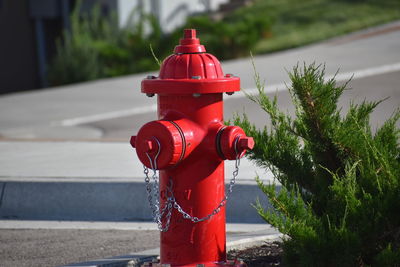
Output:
left=131, top=29, right=253, bottom=267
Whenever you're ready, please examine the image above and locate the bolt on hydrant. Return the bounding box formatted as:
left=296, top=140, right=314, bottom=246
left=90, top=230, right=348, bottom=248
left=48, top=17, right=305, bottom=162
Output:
left=130, top=29, right=254, bottom=267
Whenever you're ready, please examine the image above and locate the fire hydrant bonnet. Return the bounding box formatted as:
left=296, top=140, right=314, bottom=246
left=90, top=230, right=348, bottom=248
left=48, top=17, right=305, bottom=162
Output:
left=141, top=29, right=240, bottom=94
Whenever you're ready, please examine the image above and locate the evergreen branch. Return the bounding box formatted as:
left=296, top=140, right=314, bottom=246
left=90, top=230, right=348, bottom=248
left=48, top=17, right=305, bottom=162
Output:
left=355, top=118, right=394, bottom=187
left=290, top=64, right=345, bottom=181
left=238, top=60, right=318, bottom=195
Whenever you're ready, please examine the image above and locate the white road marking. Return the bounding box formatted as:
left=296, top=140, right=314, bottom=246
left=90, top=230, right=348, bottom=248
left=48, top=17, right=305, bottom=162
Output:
left=332, top=61, right=400, bottom=83
left=59, top=104, right=157, bottom=126
left=58, top=62, right=400, bottom=126
left=238, top=61, right=400, bottom=98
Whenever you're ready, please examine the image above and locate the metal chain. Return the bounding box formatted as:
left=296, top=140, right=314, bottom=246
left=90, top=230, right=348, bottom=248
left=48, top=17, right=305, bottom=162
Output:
left=143, top=136, right=242, bottom=231
left=143, top=138, right=175, bottom=232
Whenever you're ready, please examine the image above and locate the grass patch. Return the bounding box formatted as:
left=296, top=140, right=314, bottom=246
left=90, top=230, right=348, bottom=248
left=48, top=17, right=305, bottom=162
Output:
left=228, top=0, right=400, bottom=54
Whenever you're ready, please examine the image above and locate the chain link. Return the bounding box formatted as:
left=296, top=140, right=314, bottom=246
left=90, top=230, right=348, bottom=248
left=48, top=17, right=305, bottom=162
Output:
left=143, top=136, right=242, bottom=231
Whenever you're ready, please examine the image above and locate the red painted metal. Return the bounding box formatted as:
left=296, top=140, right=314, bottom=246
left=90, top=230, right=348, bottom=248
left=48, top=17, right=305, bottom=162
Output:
left=219, top=126, right=255, bottom=160
left=141, top=29, right=239, bottom=95
left=131, top=29, right=253, bottom=267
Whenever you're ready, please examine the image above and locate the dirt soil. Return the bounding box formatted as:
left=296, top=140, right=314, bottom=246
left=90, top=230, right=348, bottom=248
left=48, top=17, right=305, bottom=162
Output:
left=228, top=242, right=283, bottom=267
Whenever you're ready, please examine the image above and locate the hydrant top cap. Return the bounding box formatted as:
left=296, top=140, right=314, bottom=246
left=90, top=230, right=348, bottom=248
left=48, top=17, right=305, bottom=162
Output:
left=141, top=29, right=240, bottom=94
left=174, top=29, right=206, bottom=54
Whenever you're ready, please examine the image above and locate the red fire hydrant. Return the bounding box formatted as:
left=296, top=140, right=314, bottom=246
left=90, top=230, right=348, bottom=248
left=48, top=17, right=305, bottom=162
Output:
left=131, top=29, right=254, bottom=267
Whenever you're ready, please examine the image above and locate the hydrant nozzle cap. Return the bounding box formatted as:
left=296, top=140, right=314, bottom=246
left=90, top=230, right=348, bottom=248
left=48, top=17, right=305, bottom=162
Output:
left=174, top=29, right=206, bottom=54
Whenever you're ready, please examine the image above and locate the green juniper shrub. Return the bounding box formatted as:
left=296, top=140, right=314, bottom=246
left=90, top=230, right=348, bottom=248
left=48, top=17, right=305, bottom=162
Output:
left=234, top=63, right=400, bottom=266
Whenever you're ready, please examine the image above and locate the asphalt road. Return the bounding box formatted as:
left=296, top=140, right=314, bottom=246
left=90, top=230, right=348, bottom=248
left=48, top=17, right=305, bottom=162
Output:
left=0, top=222, right=275, bottom=267
left=0, top=229, right=159, bottom=267
left=88, top=70, right=400, bottom=140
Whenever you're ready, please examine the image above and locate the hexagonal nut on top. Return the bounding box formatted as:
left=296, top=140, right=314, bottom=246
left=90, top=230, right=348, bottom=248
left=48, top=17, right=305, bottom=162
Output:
left=133, top=120, right=185, bottom=170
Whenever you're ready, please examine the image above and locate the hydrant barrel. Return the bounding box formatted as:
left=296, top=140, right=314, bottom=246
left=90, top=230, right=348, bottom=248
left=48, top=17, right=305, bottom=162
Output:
left=131, top=29, right=252, bottom=267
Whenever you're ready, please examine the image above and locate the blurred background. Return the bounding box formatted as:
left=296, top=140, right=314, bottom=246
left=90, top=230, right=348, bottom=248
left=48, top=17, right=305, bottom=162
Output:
left=1, top=0, right=399, bottom=94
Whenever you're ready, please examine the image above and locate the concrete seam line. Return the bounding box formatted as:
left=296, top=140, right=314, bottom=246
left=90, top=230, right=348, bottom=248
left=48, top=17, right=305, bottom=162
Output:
left=0, top=182, right=6, bottom=208
left=55, top=62, right=400, bottom=126
left=0, top=176, right=146, bottom=183
left=0, top=220, right=270, bottom=231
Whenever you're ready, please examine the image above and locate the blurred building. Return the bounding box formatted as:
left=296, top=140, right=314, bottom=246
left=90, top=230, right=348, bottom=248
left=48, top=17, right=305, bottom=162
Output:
left=0, top=0, right=229, bottom=94
left=118, top=0, right=229, bottom=33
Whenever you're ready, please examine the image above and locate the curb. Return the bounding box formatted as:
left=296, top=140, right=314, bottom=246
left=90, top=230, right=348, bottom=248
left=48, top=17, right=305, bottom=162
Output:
left=0, top=179, right=272, bottom=223
left=59, top=230, right=282, bottom=267
left=0, top=141, right=273, bottom=224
